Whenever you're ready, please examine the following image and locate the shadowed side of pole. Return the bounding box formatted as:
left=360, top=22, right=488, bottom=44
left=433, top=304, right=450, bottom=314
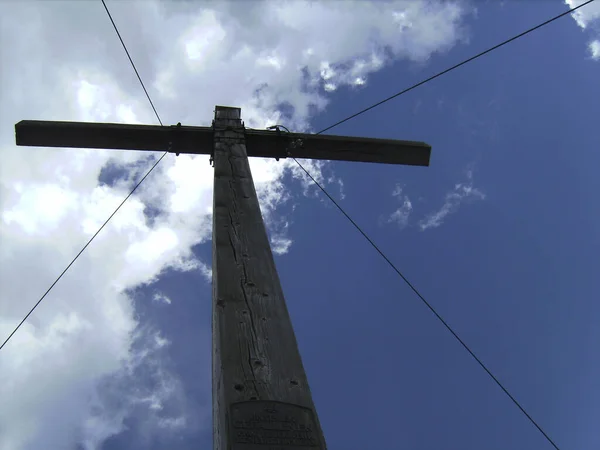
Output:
left=212, top=106, right=327, bottom=450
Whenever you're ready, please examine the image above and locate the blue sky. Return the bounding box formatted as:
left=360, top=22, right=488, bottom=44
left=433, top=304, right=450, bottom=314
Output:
left=107, top=3, right=599, bottom=449
left=1, top=1, right=600, bottom=450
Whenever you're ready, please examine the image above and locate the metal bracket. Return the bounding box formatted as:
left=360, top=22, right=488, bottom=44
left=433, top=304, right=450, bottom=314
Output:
left=266, top=124, right=303, bottom=160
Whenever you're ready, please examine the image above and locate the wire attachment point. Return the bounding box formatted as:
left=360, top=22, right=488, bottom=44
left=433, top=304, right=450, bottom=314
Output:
left=266, top=124, right=302, bottom=160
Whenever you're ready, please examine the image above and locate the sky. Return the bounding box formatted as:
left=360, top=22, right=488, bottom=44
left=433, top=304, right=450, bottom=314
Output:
left=0, top=0, right=599, bottom=449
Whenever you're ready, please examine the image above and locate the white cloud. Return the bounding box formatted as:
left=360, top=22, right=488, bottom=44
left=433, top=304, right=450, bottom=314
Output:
left=327, top=176, right=346, bottom=200
left=565, top=0, right=600, bottom=59
left=192, top=261, right=213, bottom=281
left=388, top=185, right=413, bottom=228
left=0, top=1, right=471, bottom=449
left=153, top=293, right=172, bottom=305
left=419, top=170, right=485, bottom=231
left=566, top=0, right=600, bottom=29
left=589, top=39, right=600, bottom=59
left=271, top=236, right=293, bottom=255
left=158, top=416, right=187, bottom=430
left=154, top=331, right=170, bottom=349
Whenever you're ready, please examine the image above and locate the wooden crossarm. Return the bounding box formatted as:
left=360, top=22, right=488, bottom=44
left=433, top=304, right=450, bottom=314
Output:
left=15, top=120, right=431, bottom=166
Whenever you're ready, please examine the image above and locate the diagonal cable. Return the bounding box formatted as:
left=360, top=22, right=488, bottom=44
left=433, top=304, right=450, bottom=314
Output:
left=279, top=4, right=598, bottom=446
left=0, top=153, right=167, bottom=352
left=316, top=0, right=595, bottom=135
left=1, top=0, right=168, bottom=351
left=291, top=157, right=560, bottom=449
left=101, top=0, right=163, bottom=126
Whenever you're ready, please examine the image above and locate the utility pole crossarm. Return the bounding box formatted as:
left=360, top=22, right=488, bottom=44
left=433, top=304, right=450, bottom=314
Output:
left=14, top=120, right=214, bottom=154
left=246, top=129, right=431, bottom=166
left=14, top=105, right=433, bottom=450
left=15, top=120, right=431, bottom=166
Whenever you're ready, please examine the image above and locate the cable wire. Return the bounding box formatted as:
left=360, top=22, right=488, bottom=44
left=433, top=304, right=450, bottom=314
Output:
left=282, top=3, right=598, bottom=446
left=316, top=0, right=596, bottom=135
left=101, top=0, right=163, bottom=126
left=0, top=153, right=168, bottom=352
left=1, top=0, right=168, bottom=352
left=291, top=157, right=560, bottom=449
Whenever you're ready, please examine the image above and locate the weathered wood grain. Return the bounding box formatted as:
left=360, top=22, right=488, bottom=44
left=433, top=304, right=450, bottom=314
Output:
left=212, top=106, right=326, bottom=450
left=14, top=120, right=213, bottom=153
left=16, top=119, right=431, bottom=166
left=14, top=107, right=434, bottom=449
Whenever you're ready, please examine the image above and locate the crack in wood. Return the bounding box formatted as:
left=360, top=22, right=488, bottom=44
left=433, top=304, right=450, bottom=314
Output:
left=212, top=108, right=327, bottom=449
left=246, top=345, right=260, bottom=396
left=236, top=332, right=257, bottom=397
left=240, top=278, right=262, bottom=374
left=227, top=229, right=238, bottom=264
left=225, top=143, right=265, bottom=397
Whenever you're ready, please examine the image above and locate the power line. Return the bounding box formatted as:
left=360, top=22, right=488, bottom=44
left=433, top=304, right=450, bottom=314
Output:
left=1, top=1, right=168, bottom=352
left=101, top=0, right=163, bottom=126
left=286, top=3, right=598, bottom=444
left=0, top=153, right=168, bottom=352
left=316, top=0, right=596, bottom=135
left=291, top=157, right=560, bottom=449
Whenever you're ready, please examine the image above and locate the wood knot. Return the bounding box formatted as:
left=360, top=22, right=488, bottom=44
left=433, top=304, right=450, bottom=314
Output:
left=290, top=380, right=299, bottom=386
left=234, top=384, right=244, bottom=391
left=216, top=299, right=225, bottom=308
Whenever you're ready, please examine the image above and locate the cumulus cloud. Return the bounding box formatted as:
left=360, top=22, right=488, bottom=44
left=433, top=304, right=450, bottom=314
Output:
left=419, top=169, right=485, bottom=231
left=0, top=1, right=471, bottom=449
left=565, top=0, right=600, bottom=59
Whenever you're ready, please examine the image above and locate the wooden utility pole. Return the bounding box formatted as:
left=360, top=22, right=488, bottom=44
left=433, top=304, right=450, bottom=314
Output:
left=15, top=106, right=431, bottom=449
